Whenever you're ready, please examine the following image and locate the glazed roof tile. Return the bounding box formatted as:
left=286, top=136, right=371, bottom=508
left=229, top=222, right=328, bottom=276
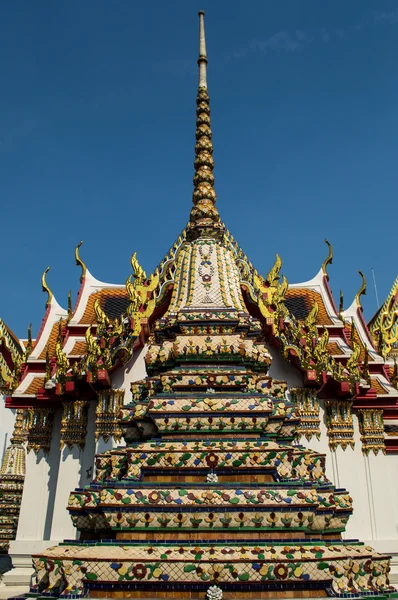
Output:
left=371, top=377, right=390, bottom=396
left=346, top=323, right=366, bottom=362
left=25, top=376, right=45, bottom=395
left=69, top=340, right=87, bottom=356
left=327, top=341, right=344, bottom=356
left=37, top=321, right=61, bottom=360
left=285, top=289, right=334, bottom=325
left=78, top=288, right=129, bottom=325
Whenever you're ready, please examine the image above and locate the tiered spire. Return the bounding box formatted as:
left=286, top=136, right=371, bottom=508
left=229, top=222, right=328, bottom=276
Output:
left=189, top=11, right=220, bottom=232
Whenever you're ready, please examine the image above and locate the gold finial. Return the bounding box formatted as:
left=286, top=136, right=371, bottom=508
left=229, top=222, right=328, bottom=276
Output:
left=67, top=290, right=73, bottom=321
left=350, top=321, right=356, bottom=347
left=94, top=298, right=109, bottom=329
left=347, top=340, right=361, bottom=379
left=355, top=270, right=367, bottom=310
left=85, top=326, right=100, bottom=363
left=130, top=252, right=146, bottom=284
left=126, top=275, right=142, bottom=313
left=362, top=346, right=371, bottom=386
left=339, top=290, right=345, bottom=324
left=313, top=326, right=330, bottom=364
left=392, top=359, right=398, bottom=390
left=45, top=347, right=51, bottom=382
left=55, top=339, right=69, bottom=375
left=305, top=301, right=319, bottom=336
left=321, top=239, right=333, bottom=280
left=369, top=276, right=398, bottom=356
left=266, top=254, right=282, bottom=287
left=25, top=323, right=33, bottom=359
left=75, top=241, right=87, bottom=283
left=41, top=267, right=53, bottom=308
left=189, top=11, right=220, bottom=231
left=57, top=319, right=64, bottom=344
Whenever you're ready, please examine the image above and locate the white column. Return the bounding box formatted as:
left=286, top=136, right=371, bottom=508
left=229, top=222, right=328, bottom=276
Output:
left=49, top=401, right=96, bottom=540
left=2, top=408, right=62, bottom=590
left=49, top=445, right=82, bottom=541
left=364, top=451, right=398, bottom=584
left=335, top=413, right=372, bottom=540
left=0, top=402, right=16, bottom=462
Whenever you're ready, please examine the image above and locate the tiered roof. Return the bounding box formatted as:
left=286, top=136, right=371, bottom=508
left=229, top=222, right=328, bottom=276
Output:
left=0, top=11, right=396, bottom=453
left=5, top=232, right=398, bottom=445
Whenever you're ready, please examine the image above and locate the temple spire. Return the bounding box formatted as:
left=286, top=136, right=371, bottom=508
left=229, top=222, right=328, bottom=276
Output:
left=188, top=10, right=221, bottom=235
left=198, top=10, right=207, bottom=88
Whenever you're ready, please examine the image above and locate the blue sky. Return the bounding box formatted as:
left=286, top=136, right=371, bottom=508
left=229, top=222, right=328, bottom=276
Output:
left=1, top=1, right=397, bottom=337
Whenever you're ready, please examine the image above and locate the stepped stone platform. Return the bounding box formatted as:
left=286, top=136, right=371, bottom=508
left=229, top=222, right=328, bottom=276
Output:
left=24, top=355, right=395, bottom=599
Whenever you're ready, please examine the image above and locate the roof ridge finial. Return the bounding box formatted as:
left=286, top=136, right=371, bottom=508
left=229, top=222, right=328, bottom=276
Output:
left=42, top=267, right=53, bottom=308
left=75, top=241, right=87, bottom=283
left=321, top=239, right=333, bottom=281
left=355, top=270, right=367, bottom=310
left=188, top=11, right=221, bottom=236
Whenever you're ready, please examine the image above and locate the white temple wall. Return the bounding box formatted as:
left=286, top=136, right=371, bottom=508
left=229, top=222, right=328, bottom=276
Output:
left=268, top=348, right=398, bottom=579
left=3, top=401, right=99, bottom=590
left=112, top=344, right=149, bottom=403
left=49, top=401, right=96, bottom=540
left=3, top=410, right=63, bottom=589
left=298, top=404, right=398, bottom=551
left=0, top=397, right=15, bottom=462
left=267, top=347, right=303, bottom=387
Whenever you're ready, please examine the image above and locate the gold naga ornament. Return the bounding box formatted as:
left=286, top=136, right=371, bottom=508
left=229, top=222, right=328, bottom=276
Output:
left=339, top=290, right=345, bottom=325
left=362, top=346, right=371, bottom=386
left=346, top=325, right=361, bottom=380
left=126, top=252, right=159, bottom=337
left=0, top=354, right=13, bottom=391
left=44, top=347, right=52, bottom=383
left=67, top=290, right=73, bottom=322
left=94, top=298, right=109, bottom=332
left=312, top=326, right=330, bottom=375
left=55, top=335, right=70, bottom=392
left=391, top=360, right=398, bottom=390
left=254, top=254, right=288, bottom=324
left=85, top=325, right=101, bottom=375
left=93, top=299, right=113, bottom=371
left=373, top=286, right=398, bottom=361
left=0, top=317, right=25, bottom=391
left=253, top=246, right=363, bottom=390
left=24, top=323, right=33, bottom=359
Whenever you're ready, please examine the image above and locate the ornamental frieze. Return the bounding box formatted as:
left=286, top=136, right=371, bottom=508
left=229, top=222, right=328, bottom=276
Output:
left=60, top=400, right=89, bottom=450
left=95, top=389, right=124, bottom=442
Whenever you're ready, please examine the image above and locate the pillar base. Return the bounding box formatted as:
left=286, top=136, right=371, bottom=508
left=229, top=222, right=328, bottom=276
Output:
left=365, top=540, right=398, bottom=585
left=0, top=540, right=61, bottom=590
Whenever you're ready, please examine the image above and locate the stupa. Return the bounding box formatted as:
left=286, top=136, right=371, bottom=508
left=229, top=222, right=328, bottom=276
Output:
left=8, top=10, right=395, bottom=600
